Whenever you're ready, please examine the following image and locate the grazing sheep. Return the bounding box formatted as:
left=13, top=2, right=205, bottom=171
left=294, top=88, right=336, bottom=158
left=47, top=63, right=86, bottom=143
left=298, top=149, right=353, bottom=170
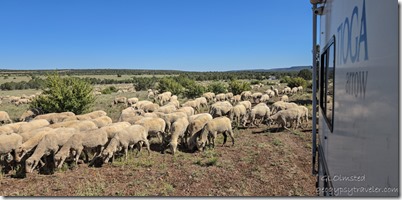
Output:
left=157, top=104, right=177, bottom=114
left=101, top=122, right=131, bottom=139
left=284, top=87, right=291, bottom=94
left=182, top=100, right=200, bottom=114
left=251, top=92, right=263, bottom=104
left=288, top=106, right=309, bottom=128
left=271, top=101, right=298, bottom=114
left=0, top=133, right=23, bottom=162
left=195, top=97, right=208, bottom=110
left=15, top=127, right=54, bottom=162
left=19, top=108, right=42, bottom=122
left=210, top=101, right=233, bottom=118
left=163, top=117, right=189, bottom=155
left=0, top=126, right=14, bottom=135
left=260, top=94, right=270, bottom=103
left=147, top=91, right=155, bottom=100
left=48, top=120, right=79, bottom=129
left=33, top=112, right=75, bottom=124
left=113, top=96, right=128, bottom=106
left=25, top=128, right=77, bottom=173
left=127, top=97, right=139, bottom=106
left=0, top=111, right=12, bottom=124
left=291, top=87, right=298, bottom=94
left=186, top=113, right=213, bottom=150
left=156, top=92, right=172, bottom=106
left=265, top=89, right=275, bottom=98
left=202, top=92, right=215, bottom=103
left=78, top=110, right=107, bottom=120
left=238, top=100, right=252, bottom=113
left=215, top=93, right=226, bottom=102
left=231, top=95, right=241, bottom=104
left=118, top=107, right=138, bottom=124
left=67, top=120, right=98, bottom=132
left=19, top=127, right=53, bottom=143
left=225, top=92, right=234, bottom=101
left=102, top=125, right=150, bottom=163
left=157, top=112, right=187, bottom=134
left=297, top=86, right=303, bottom=93
left=280, top=95, right=289, bottom=102
left=17, top=119, right=50, bottom=134
left=229, top=104, right=248, bottom=127
left=3, top=122, right=27, bottom=133
left=90, top=116, right=113, bottom=128
left=197, top=116, right=234, bottom=151
left=240, top=91, right=252, bottom=101
left=54, top=128, right=109, bottom=168
left=268, top=109, right=300, bottom=131
left=248, top=103, right=271, bottom=127
left=134, top=117, right=166, bottom=142
left=176, top=106, right=195, bottom=117
left=166, top=99, right=180, bottom=109
left=142, top=103, right=160, bottom=113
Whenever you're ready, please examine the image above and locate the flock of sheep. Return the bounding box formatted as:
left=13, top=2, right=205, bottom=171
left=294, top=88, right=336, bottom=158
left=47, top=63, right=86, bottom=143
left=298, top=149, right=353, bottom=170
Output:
left=0, top=85, right=308, bottom=175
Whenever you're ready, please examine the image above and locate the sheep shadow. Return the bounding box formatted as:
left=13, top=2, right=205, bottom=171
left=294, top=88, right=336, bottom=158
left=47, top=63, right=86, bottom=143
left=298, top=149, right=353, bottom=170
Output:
left=292, top=99, right=312, bottom=106
left=251, top=126, right=286, bottom=134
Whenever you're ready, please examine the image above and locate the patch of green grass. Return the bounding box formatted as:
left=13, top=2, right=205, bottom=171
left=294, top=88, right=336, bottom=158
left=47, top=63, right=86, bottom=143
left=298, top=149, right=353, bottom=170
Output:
left=76, top=180, right=106, bottom=196
left=272, top=138, right=283, bottom=146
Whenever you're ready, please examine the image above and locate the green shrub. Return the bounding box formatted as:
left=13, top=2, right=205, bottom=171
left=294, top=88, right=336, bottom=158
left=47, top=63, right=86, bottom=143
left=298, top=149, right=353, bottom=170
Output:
left=184, top=83, right=206, bottom=99
left=157, top=77, right=184, bottom=95
left=228, top=80, right=251, bottom=95
left=207, top=82, right=227, bottom=94
left=287, top=77, right=307, bottom=88
left=297, top=69, right=312, bottom=80
left=30, top=73, right=95, bottom=115
left=101, top=86, right=118, bottom=94
left=133, top=77, right=156, bottom=91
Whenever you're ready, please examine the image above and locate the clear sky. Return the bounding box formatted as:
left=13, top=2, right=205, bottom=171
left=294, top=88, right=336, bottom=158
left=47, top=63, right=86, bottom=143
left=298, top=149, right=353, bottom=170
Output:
left=0, top=0, right=313, bottom=71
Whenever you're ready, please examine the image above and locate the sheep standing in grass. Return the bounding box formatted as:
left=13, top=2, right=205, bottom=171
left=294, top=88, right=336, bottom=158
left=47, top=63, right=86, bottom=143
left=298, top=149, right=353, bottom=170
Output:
left=210, top=101, right=233, bottom=118
left=142, top=103, right=160, bottom=113
left=182, top=100, right=200, bottom=114
left=0, top=111, right=12, bottom=124
left=90, top=116, right=113, bottom=128
left=0, top=133, right=22, bottom=164
left=102, top=125, right=150, bottom=163
left=157, top=112, right=187, bottom=134
left=157, top=104, right=177, bottom=114
left=202, top=92, right=215, bottom=104
left=280, top=95, right=289, bottom=102
left=197, top=116, right=234, bottom=151
left=113, top=97, right=128, bottom=106
left=271, top=101, right=298, bottom=114
left=268, top=109, right=300, bottom=131
left=229, top=104, right=248, bottom=127
left=134, top=117, right=166, bottom=143
left=54, top=128, right=108, bottom=168
left=3, top=122, right=27, bottom=134
left=163, top=117, right=189, bottom=155
left=248, top=103, right=271, bottom=127
left=176, top=107, right=195, bottom=117
left=238, top=100, right=252, bottom=114
left=101, top=122, right=131, bottom=140
left=215, top=93, right=226, bottom=102
left=25, top=128, right=77, bottom=173
left=260, top=94, right=270, bottom=104
left=195, top=97, right=208, bottom=110
left=127, top=97, right=139, bottom=106
left=231, top=95, right=241, bottom=104
left=15, top=127, right=54, bottom=162
left=17, top=119, right=50, bottom=133
left=186, top=113, right=213, bottom=150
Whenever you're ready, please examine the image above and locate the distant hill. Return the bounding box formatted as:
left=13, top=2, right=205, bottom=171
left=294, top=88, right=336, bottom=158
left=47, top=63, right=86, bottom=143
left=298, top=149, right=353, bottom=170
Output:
left=229, top=66, right=312, bottom=72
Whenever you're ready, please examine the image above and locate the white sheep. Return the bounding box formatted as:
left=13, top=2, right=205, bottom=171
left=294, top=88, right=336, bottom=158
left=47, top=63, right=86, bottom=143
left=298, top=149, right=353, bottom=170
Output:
left=15, top=127, right=54, bottom=162
left=176, top=106, right=195, bottom=117
left=182, top=100, right=200, bottom=113
left=196, top=116, right=234, bottom=151
left=280, top=95, right=289, bottom=102
left=90, top=116, right=113, bottom=128
left=134, top=117, right=166, bottom=143
left=54, top=128, right=109, bottom=168
left=248, top=103, right=271, bottom=127
left=229, top=104, right=248, bottom=127
left=102, top=125, right=150, bottom=163
left=17, top=119, right=50, bottom=133
left=0, top=133, right=22, bottom=163
left=215, top=93, right=226, bottom=102
left=127, top=97, right=139, bottom=106
left=164, top=117, right=189, bottom=155
left=0, top=111, right=12, bottom=124
left=210, top=101, right=233, bottom=118
left=25, top=128, right=77, bottom=173
left=186, top=113, right=213, bottom=150
left=268, top=109, right=300, bottom=131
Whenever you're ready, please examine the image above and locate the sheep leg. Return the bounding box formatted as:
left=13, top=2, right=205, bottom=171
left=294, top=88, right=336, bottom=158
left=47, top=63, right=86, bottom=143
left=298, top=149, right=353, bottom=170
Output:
left=74, top=148, right=83, bottom=166
left=222, top=132, right=227, bottom=147
left=143, top=139, right=151, bottom=156
left=228, top=130, right=235, bottom=146
left=83, top=149, right=89, bottom=163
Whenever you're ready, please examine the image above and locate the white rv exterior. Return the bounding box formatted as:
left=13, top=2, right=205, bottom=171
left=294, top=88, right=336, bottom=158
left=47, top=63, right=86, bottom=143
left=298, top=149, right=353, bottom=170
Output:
left=314, top=0, right=399, bottom=196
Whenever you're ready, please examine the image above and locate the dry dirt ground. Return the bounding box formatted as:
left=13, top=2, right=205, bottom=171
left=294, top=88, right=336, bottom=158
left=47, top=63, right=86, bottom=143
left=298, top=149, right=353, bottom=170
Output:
left=0, top=125, right=317, bottom=197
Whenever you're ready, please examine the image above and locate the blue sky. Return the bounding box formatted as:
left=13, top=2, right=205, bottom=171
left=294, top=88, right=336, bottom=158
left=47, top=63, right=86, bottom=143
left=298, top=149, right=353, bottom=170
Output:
left=0, top=0, right=313, bottom=71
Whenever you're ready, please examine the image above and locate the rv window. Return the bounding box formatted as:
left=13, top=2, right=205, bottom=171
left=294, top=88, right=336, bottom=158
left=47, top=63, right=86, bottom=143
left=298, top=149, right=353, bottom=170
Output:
left=320, top=39, right=335, bottom=132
